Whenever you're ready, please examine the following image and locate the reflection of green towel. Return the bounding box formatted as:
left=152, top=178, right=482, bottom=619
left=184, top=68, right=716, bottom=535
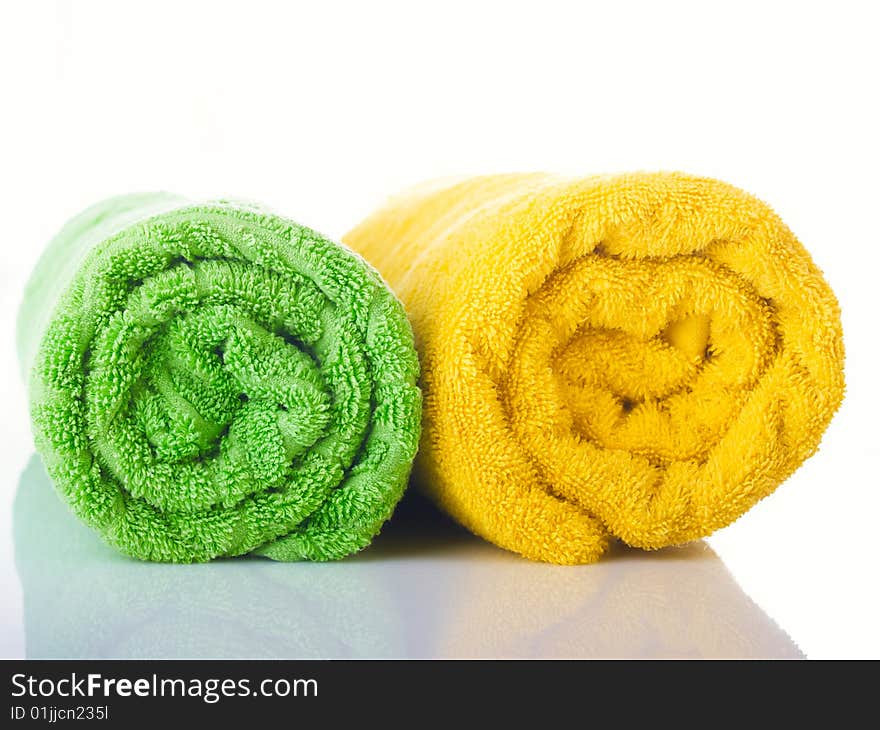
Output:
left=14, top=456, right=405, bottom=658
left=16, top=194, right=421, bottom=562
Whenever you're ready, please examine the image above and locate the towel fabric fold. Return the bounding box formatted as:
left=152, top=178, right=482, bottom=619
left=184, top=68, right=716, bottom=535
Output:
left=17, top=194, right=421, bottom=562
left=345, top=173, right=844, bottom=564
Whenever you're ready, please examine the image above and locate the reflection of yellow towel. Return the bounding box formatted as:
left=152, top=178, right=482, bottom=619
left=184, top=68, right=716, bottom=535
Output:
left=433, top=543, right=802, bottom=658
left=345, top=173, right=845, bottom=564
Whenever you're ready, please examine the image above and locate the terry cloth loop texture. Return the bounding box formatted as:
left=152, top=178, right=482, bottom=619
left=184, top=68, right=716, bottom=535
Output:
left=344, top=172, right=845, bottom=565
left=17, top=193, right=421, bottom=562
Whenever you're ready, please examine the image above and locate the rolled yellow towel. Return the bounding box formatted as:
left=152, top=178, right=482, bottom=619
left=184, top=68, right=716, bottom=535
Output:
left=345, top=173, right=844, bottom=564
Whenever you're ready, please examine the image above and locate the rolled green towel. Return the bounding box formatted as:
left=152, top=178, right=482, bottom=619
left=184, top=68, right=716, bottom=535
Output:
left=17, top=194, right=421, bottom=562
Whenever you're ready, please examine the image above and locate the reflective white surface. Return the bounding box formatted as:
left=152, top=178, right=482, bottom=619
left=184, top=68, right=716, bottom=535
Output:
left=9, top=455, right=799, bottom=659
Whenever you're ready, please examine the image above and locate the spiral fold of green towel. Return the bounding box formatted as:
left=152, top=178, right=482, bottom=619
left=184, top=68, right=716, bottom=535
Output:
left=17, top=193, right=421, bottom=562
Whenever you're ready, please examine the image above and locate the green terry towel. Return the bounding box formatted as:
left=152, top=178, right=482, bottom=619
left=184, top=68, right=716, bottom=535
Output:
left=16, top=193, right=421, bottom=562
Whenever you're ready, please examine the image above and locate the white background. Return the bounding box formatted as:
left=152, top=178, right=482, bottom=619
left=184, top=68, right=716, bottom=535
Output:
left=1, top=0, right=877, bottom=658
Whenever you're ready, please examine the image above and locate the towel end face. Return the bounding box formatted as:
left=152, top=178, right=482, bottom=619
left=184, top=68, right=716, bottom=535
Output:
left=347, top=172, right=845, bottom=564
left=22, top=196, right=422, bottom=563
left=661, top=313, right=712, bottom=362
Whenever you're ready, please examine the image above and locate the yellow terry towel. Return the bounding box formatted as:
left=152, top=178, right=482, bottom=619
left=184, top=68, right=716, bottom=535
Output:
left=345, top=173, right=845, bottom=564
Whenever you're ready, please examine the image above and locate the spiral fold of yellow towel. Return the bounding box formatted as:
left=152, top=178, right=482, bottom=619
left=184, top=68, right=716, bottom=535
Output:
left=344, top=173, right=844, bottom=565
